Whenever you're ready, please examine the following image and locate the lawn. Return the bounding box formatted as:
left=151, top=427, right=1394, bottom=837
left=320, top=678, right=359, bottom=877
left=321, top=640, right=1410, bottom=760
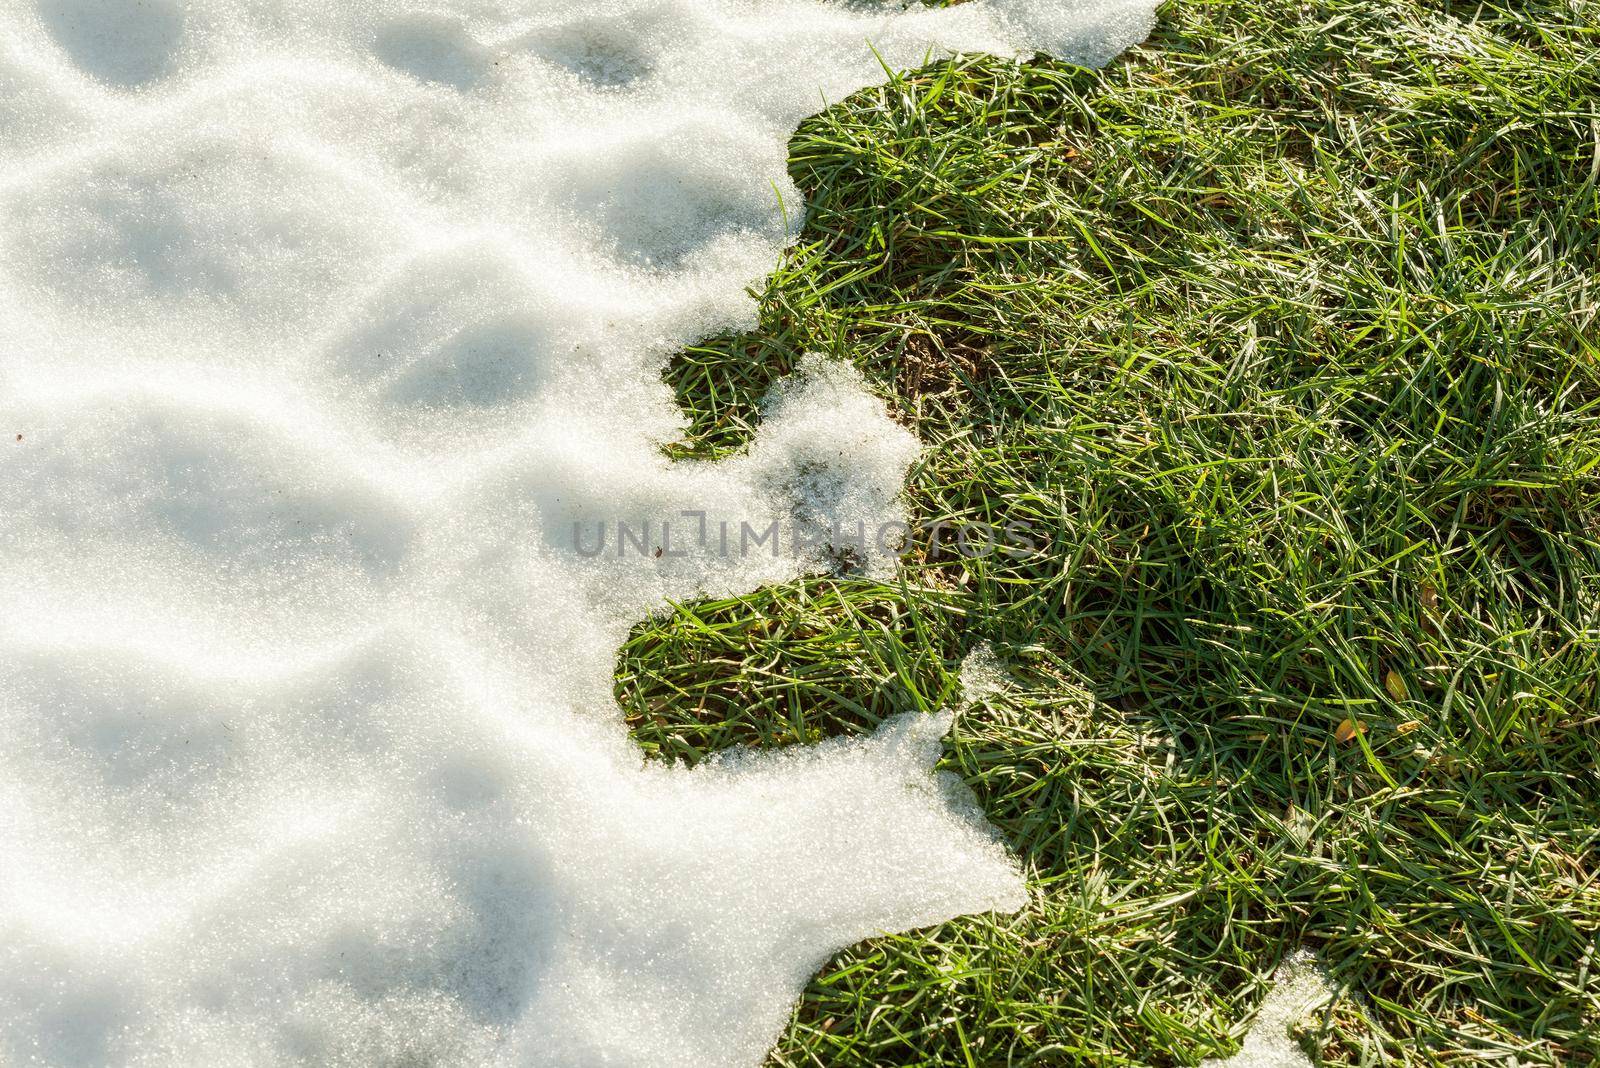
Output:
left=614, top=0, right=1600, bottom=1063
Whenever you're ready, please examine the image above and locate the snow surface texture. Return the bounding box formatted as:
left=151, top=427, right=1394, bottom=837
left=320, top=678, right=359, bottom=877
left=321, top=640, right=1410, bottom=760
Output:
left=0, top=1, right=1155, bottom=1064
left=1202, top=954, right=1335, bottom=1068
left=959, top=641, right=1014, bottom=704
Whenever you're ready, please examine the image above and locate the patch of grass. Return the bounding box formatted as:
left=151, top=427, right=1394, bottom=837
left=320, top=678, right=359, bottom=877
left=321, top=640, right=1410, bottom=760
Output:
left=618, top=0, right=1600, bottom=1062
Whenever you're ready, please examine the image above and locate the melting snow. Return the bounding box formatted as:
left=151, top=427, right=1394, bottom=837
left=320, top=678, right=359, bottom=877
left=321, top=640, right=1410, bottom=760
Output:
left=0, top=0, right=1153, bottom=1063
left=959, top=641, right=1013, bottom=704
left=1203, top=954, right=1336, bottom=1068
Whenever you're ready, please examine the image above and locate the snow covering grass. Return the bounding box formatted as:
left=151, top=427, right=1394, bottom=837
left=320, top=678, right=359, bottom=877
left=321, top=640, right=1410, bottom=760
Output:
left=0, top=1, right=1164, bottom=1065
left=0, top=0, right=1594, bottom=1064
left=1200, top=954, right=1332, bottom=1068
left=620, top=0, right=1600, bottom=1063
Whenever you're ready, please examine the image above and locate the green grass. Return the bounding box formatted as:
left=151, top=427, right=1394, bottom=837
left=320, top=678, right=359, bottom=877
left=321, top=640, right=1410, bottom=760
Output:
left=613, top=0, right=1600, bottom=1062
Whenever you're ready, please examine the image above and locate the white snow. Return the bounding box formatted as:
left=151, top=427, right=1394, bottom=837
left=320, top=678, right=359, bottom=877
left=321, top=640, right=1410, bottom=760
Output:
left=0, top=0, right=1155, bottom=1064
left=1202, top=953, right=1335, bottom=1068
left=959, top=641, right=1014, bottom=704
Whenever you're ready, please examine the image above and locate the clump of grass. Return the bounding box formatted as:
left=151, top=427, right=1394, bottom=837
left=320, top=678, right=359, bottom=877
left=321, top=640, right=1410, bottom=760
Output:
left=620, top=0, right=1600, bottom=1062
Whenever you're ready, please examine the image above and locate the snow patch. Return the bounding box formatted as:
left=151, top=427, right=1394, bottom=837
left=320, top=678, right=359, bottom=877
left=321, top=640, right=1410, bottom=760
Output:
left=0, top=0, right=1155, bottom=1063
left=960, top=641, right=1014, bottom=704
left=1203, top=953, right=1336, bottom=1068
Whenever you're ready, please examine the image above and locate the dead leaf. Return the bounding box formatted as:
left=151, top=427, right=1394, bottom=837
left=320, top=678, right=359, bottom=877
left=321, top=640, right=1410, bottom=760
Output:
left=1420, top=583, right=1437, bottom=610
left=1334, top=718, right=1365, bottom=743
left=1385, top=669, right=1409, bottom=702
left=1397, top=720, right=1422, bottom=735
